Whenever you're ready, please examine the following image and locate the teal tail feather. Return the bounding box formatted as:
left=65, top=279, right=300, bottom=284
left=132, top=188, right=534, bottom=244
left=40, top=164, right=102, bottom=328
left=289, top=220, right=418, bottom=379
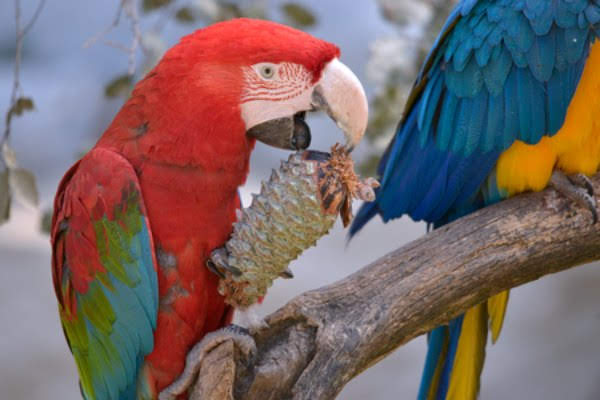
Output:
left=416, top=298, right=507, bottom=400
left=417, top=315, right=464, bottom=400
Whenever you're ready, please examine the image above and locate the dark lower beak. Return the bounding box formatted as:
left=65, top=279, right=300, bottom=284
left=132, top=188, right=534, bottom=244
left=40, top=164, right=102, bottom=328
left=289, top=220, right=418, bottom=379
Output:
left=247, top=112, right=311, bottom=151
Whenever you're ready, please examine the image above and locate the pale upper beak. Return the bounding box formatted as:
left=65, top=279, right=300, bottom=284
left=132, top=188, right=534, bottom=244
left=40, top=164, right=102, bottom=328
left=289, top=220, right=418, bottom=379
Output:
left=311, top=58, right=368, bottom=152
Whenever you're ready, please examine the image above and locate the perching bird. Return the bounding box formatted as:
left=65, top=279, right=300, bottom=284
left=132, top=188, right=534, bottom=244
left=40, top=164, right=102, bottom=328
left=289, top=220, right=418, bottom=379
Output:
left=351, top=1, right=600, bottom=399
left=51, top=19, right=367, bottom=400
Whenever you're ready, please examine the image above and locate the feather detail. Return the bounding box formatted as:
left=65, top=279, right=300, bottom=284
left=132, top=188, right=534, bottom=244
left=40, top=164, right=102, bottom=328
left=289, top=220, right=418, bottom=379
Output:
left=445, top=305, right=487, bottom=400
left=417, top=327, right=449, bottom=400
left=487, top=291, right=510, bottom=343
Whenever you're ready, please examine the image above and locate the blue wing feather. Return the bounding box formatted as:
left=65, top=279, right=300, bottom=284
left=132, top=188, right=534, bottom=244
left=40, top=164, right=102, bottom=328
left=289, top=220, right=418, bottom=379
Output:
left=352, top=0, right=598, bottom=227
left=417, top=327, right=448, bottom=400
left=437, top=92, right=459, bottom=150
left=527, top=29, right=556, bottom=82
left=436, top=316, right=464, bottom=399
left=481, top=93, right=503, bottom=152
left=52, top=148, right=159, bottom=400
left=465, top=91, right=488, bottom=156
left=585, top=4, right=600, bottom=24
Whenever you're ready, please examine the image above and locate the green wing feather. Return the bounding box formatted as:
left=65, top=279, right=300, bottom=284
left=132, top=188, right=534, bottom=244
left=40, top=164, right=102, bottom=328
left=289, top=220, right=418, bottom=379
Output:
left=52, top=148, right=158, bottom=400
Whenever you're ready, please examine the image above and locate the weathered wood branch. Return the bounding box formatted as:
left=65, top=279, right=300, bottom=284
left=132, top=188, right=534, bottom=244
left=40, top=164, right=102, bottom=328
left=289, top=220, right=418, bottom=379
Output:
left=191, top=174, right=600, bottom=400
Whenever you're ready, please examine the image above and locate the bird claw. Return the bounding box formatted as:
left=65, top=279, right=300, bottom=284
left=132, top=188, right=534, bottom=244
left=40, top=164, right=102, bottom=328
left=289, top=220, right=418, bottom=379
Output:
left=158, top=324, right=256, bottom=400
left=569, top=173, right=595, bottom=197
left=279, top=267, right=294, bottom=279
left=205, top=258, right=225, bottom=279
left=550, top=171, right=598, bottom=224
left=206, top=247, right=242, bottom=278
left=234, top=304, right=270, bottom=335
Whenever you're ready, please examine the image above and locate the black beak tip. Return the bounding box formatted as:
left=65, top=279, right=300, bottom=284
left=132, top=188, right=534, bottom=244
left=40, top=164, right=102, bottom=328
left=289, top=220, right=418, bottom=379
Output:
left=247, top=113, right=312, bottom=151
left=292, top=114, right=311, bottom=150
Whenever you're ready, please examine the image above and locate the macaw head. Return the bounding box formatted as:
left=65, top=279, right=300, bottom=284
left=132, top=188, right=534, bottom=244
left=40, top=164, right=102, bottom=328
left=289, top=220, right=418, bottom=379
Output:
left=223, top=19, right=368, bottom=152
left=137, top=18, right=367, bottom=159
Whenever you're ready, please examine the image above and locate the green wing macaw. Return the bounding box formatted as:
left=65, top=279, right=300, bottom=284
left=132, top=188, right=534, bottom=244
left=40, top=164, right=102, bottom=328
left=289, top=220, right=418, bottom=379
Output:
left=51, top=18, right=367, bottom=400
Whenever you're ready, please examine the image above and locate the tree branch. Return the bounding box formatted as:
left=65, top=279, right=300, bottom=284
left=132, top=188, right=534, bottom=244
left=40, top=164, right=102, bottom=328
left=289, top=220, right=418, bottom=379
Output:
left=188, top=173, right=600, bottom=400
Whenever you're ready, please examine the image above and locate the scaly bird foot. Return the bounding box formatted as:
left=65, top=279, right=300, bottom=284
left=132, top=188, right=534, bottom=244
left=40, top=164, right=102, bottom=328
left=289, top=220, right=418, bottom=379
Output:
left=158, top=325, right=256, bottom=400
left=550, top=171, right=598, bottom=224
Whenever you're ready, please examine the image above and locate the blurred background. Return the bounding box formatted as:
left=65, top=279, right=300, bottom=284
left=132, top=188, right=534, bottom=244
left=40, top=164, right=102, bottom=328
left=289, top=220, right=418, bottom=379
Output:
left=1, top=0, right=599, bottom=399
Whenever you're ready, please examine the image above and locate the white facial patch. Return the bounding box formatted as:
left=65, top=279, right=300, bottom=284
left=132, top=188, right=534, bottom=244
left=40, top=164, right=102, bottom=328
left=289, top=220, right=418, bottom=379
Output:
left=240, top=62, right=313, bottom=131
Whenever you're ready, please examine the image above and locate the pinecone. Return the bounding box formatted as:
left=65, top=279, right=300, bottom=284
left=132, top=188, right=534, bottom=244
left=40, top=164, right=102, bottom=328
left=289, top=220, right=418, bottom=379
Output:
left=211, top=145, right=379, bottom=308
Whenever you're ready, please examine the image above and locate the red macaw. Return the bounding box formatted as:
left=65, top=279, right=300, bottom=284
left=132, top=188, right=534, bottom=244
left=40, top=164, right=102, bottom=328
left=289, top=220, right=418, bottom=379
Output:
left=51, top=18, right=367, bottom=400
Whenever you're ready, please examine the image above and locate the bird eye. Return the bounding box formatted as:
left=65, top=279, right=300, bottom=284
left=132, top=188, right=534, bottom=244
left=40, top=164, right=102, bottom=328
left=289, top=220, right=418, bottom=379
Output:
left=259, top=65, right=276, bottom=79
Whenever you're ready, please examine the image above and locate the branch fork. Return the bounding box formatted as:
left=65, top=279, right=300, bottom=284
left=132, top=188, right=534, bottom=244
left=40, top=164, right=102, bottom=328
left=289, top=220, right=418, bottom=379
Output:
left=186, top=172, right=600, bottom=400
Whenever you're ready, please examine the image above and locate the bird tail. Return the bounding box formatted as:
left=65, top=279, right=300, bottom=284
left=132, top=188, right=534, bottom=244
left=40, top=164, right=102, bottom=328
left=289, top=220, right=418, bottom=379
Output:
left=417, top=291, right=509, bottom=400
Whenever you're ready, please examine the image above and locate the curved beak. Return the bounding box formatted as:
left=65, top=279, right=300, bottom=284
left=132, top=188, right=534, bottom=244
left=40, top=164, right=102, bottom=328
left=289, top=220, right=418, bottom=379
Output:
left=311, top=58, right=368, bottom=152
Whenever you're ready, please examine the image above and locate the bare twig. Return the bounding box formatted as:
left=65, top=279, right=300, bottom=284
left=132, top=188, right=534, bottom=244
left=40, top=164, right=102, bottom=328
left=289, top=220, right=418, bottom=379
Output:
left=122, top=0, right=143, bottom=75
left=83, top=0, right=146, bottom=76
left=101, top=40, right=135, bottom=54
left=21, top=0, right=46, bottom=37
left=2, top=0, right=24, bottom=149
left=180, top=173, right=600, bottom=400
left=150, top=0, right=182, bottom=34
left=82, top=5, right=123, bottom=49
left=2, top=0, right=46, bottom=156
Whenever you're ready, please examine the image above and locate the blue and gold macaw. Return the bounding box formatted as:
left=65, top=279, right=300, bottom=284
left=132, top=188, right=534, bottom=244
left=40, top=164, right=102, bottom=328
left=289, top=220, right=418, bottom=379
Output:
left=351, top=1, right=600, bottom=399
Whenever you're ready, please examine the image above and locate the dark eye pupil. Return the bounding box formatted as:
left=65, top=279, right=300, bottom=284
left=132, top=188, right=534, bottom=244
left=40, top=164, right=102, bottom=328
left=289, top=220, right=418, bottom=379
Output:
left=264, top=67, right=272, bottom=76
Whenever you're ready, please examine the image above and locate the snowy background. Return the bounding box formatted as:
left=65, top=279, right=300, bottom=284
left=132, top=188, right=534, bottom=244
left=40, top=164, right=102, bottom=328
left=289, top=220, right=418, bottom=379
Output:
left=1, top=1, right=599, bottom=399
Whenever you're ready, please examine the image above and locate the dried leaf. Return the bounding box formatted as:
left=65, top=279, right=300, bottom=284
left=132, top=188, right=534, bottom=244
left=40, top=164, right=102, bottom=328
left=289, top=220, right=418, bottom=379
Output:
left=0, top=170, right=10, bottom=225
left=9, top=167, right=39, bottom=207
left=14, top=97, right=34, bottom=115
left=217, top=2, right=244, bottom=20
left=282, top=3, right=317, bottom=27
left=142, top=0, right=173, bottom=12
left=7, top=97, right=35, bottom=123
left=104, top=74, right=133, bottom=98
left=2, top=143, right=18, bottom=169
left=175, top=7, right=195, bottom=23
left=40, top=208, right=53, bottom=235
left=239, top=5, right=268, bottom=20
left=190, top=0, right=220, bottom=21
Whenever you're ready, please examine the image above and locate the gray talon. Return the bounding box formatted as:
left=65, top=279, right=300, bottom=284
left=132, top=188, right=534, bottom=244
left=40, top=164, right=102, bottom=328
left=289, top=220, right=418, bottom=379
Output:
left=588, top=199, right=598, bottom=224
left=279, top=268, right=294, bottom=279
left=550, top=171, right=598, bottom=224
left=158, top=324, right=256, bottom=400
left=206, top=259, right=226, bottom=279
left=208, top=247, right=243, bottom=277
left=570, top=173, right=595, bottom=197
left=223, top=323, right=251, bottom=336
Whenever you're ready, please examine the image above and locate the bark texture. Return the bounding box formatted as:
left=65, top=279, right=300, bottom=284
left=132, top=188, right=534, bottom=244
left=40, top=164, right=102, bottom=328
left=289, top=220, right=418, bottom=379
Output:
left=190, top=174, right=600, bottom=400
